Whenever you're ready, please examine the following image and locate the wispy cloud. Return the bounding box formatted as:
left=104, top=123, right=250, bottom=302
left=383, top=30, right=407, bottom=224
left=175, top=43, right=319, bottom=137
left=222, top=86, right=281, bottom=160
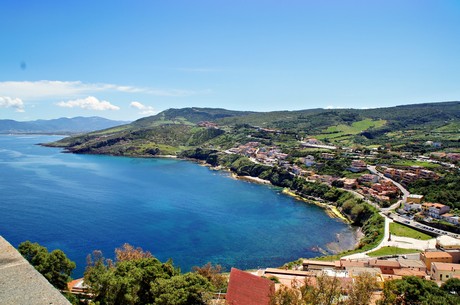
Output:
left=176, top=67, right=220, bottom=73
left=57, top=96, right=120, bottom=111
left=130, top=101, right=156, bottom=115
left=0, top=80, right=206, bottom=99
left=0, top=96, right=25, bottom=112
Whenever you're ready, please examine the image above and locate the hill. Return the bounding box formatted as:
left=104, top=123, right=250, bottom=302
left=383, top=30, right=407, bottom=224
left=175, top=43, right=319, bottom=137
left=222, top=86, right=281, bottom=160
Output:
left=45, top=102, right=460, bottom=156
left=0, top=117, right=130, bottom=134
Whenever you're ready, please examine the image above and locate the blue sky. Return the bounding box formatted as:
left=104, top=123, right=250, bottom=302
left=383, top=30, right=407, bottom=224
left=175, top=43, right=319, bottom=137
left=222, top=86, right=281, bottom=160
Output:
left=1, top=0, right=460, bottom=121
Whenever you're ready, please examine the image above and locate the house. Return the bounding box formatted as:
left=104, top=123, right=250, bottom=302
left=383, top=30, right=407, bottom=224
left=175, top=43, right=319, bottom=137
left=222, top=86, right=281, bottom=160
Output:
left=226, top=268, right=275, bottom=305
left=343, top=178, right=357, bottom=189
left=302, top=259, right=336, bottom=271
left=404, top=202, right=422, bottom=212
left=436, top=235, right=460, bottom=251
left=393, top=269, right=427, bottom=279
left=441, top=213, right=460, bottom=225
left=197, top=121, right=218, bottom=128
left=368, top=259, right=400, bottom=275
left=422, top=203, right=450, bottom=219
left=402, top=172, right=418, bottom=184
left=398, top=259, right=427, bottom=272
left=420, top=251, right=453, bottom=271
left=431, top=262, right=460, bottom=282
left=358, top=174, right=379, bottom=184
left=320, top=153, right=335, bottom=160
left=304, top=155, right=316, bottom=167
left=446, top=153, right=460, bottom=162
left=349, top=160, right=367, bottom=172
left=407, top=194, right=424, bottom=204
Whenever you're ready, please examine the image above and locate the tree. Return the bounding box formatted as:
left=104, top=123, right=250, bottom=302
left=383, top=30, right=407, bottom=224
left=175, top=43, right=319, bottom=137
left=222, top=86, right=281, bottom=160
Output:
left=442, top=278, right=460, bottom=295
left=192, top=262, right=227, bottom=292
left=378, top=276, right=459, bottom=305
left=303, top=274, right=342, bottom=305
left=115, top=243, right=153, bottom=261
left=18, top=241, right=76, bottom=290
left=346, top=272, right=378, bottom=305
left=151, top=273, right=212, bottom=305
left=270, top=284, right=302, bottom=305
left=84, top=244, right=213, bottom=305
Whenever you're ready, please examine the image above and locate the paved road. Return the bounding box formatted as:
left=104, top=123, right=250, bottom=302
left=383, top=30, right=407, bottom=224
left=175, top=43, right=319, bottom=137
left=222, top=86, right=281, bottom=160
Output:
left=343, top=215, right=437, bottom=260
left=342, top=165, right=454, bottom=260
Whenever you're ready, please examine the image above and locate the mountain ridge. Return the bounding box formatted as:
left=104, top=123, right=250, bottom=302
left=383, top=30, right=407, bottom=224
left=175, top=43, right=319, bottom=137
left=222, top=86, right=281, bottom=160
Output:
left=0, top=117, right=130, bottom=134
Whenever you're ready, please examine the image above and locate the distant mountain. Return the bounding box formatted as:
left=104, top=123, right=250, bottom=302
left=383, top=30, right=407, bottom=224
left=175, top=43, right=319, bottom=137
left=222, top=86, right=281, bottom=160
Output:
left=0, top=117, right=130, bottom=134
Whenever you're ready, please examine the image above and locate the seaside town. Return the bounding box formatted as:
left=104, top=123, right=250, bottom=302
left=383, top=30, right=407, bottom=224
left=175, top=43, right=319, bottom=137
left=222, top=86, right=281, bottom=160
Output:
left=2, top=2, right=460, bottom=303
left=56, top=132, right=460, bottom=304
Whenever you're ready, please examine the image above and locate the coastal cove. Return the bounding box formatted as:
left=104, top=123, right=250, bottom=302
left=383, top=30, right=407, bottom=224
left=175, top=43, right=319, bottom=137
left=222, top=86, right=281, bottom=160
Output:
left=0, top=135, right=358, bottom=277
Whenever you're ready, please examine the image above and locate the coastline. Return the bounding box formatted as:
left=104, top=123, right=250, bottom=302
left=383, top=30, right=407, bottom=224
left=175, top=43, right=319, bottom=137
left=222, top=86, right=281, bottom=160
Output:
left=281, top=189, right=351, bottom=224
left=40, top=142, right=365, bottom=258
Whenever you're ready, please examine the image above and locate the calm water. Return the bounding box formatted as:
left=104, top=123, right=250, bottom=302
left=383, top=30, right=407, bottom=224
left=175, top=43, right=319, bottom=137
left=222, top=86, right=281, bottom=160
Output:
left=0, top=135, right=357, bottom=277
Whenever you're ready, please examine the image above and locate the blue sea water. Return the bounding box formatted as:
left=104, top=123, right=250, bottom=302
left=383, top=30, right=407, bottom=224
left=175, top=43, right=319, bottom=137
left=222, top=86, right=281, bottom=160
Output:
left=0, top=135, right=357, bottom=277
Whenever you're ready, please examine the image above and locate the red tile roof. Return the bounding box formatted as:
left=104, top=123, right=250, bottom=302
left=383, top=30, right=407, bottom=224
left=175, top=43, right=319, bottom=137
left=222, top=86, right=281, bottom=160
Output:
left=226, top=268, right=275, bottom=305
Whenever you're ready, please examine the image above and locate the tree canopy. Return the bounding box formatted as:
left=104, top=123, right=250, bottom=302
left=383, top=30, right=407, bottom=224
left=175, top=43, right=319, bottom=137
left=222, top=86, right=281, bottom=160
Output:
left=18, top=240, right=76, bottom=290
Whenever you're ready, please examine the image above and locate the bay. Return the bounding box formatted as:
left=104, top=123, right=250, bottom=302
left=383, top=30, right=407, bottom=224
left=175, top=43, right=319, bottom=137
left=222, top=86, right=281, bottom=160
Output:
left=0, top=135, right=357, bottom=277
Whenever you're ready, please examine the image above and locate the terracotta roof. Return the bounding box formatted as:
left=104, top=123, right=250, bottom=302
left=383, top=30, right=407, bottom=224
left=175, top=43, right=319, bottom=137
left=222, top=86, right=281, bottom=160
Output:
left=431, top=262, right=460, bottom=271
left=340, top=260, right=367, bottom=268
left=302, top=259, right=335, bottom=267
left=226, top=268, right=275, bottom=305
left=264, top=268, right=312, bottom=277
left=398, top=260, right=426, bottom=269
left=368, top=259, right=400, bottom=268
left=422, top=251, right=452, bottom=259
left=393, top=269, right=426, bottom=277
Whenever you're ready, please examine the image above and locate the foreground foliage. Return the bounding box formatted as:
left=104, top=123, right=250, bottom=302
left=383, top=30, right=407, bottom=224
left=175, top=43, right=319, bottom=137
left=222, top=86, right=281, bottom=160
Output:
left=270, top=272, right=378, bottom=305
left=84, top=243, right=222, bottom=305
left=18, top=240, right=76, bottom=290
left=378, top=276, right=459, bottom=305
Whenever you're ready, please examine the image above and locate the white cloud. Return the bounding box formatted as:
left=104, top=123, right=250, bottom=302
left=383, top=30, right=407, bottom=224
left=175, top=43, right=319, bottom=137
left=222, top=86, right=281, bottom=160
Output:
left=130, top=101, right=156, bottom=115
left=325, top=105, right=348, bottom=109
left=0, top=80, right=206, bottom=100
left=57, top=96, right=120, bottom=111
left=0, top=96, right=25, bottom=112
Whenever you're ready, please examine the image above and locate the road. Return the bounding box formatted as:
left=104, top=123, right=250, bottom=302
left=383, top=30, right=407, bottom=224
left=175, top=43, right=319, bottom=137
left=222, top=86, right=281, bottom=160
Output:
left=342, top=165, right=458, bottom=259
left=367, top=165, right=409, bottom=211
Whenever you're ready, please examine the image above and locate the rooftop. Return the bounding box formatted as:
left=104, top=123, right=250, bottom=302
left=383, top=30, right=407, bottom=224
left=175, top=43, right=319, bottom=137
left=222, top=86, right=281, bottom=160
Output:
left=431, top=262, right=460, bottom=271
left=226, top=268, right=274, bottom=305
left=421, top=251, right=452, bottom=259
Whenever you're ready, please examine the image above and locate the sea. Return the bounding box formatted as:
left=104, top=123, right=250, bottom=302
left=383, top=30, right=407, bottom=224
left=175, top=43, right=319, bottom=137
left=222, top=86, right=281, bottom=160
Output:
left=0, top=135, right=358, bottom=277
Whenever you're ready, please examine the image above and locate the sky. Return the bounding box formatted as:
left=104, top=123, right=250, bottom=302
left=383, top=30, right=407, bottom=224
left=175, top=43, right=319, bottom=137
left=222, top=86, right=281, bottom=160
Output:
left=1, top=0, right=460, bottom=121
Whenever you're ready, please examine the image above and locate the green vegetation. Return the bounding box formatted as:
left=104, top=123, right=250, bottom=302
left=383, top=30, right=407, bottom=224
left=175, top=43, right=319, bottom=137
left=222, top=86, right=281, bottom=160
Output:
left=46, top=102, right=460, bottom=156
left=389, top=222, right=433, bottom=240
left=84, top=244, right=225, bottom=305
left=409, top=173, right=460, bottom=208
left=367, top=246, right=420, bottom=257
left=316, top=119, right=386, bottom=143
left=380, top=276, right=460, bottom=305
left=18, top=241, right=76, bottom=290
left=390, top=160, right=440, bottom=169
left=271, top=272, right=378, bottom=305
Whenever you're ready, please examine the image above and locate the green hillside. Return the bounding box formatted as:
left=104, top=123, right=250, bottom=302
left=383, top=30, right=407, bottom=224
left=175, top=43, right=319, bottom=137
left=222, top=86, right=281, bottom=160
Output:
left=46, top=102, right=460, bottom=156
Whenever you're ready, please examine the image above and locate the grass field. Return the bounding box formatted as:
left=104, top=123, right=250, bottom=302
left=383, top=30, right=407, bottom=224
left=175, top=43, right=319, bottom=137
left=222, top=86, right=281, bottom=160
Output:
left=315, top=119, right=386, bottom=141
left=391, top=160, right=440, bottom=169
left=390, top=222, right=433, bottom=240
left=367, top=246, right=420, bottom=257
